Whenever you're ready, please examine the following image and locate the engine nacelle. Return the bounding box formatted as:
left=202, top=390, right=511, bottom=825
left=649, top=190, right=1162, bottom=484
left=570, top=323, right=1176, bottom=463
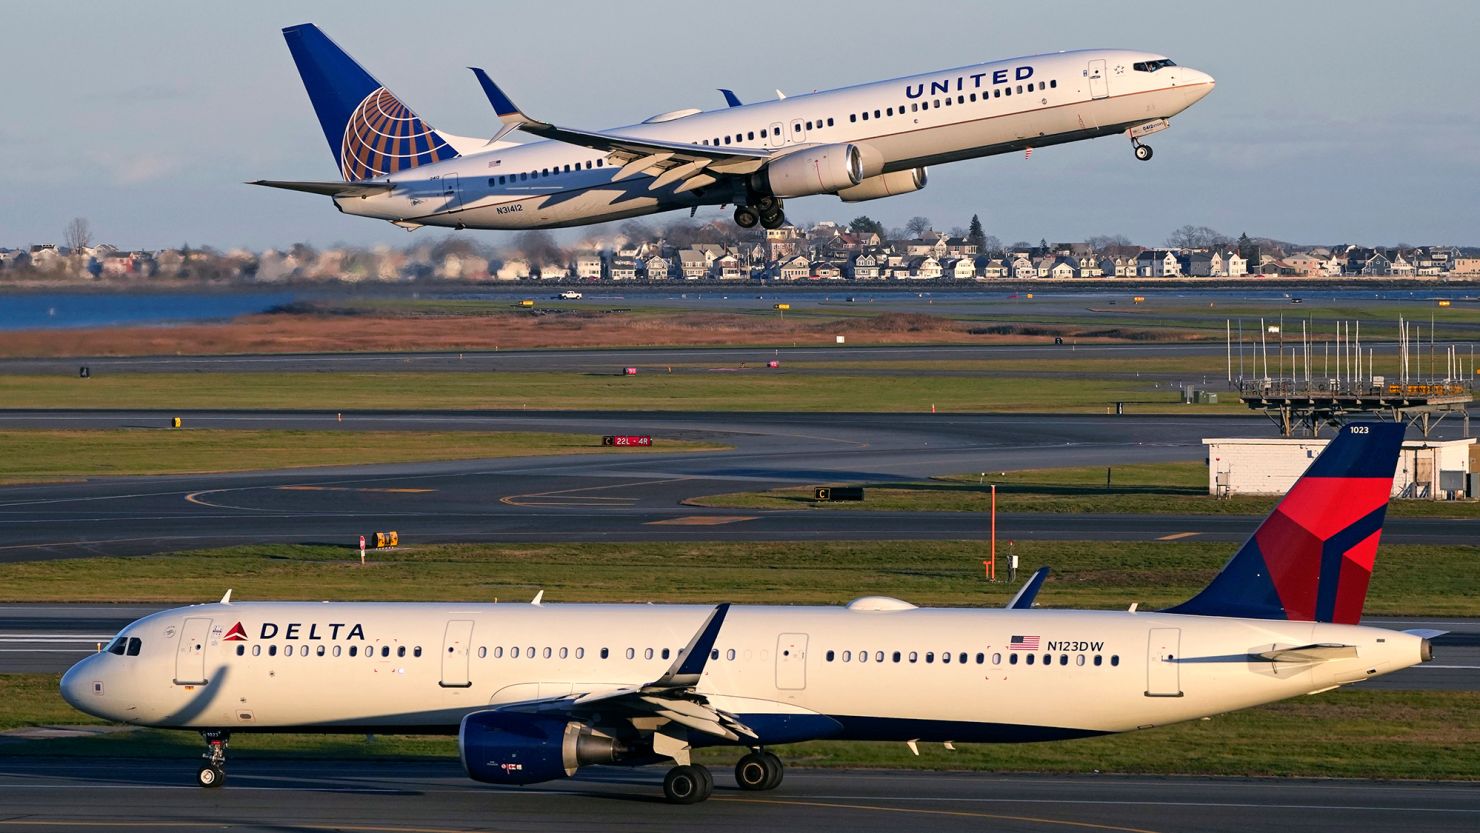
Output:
left=837, top=168, right=928, bottom=203
left=459, top=711, right=621, bottom=786
left=757, top=143, right=863, bottom=198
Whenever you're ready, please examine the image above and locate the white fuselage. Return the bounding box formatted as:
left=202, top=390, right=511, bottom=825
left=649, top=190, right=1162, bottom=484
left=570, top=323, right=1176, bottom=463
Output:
left=339, top=49, right=1213, bottom=230
left=62, top=600, right=1421, bottom=744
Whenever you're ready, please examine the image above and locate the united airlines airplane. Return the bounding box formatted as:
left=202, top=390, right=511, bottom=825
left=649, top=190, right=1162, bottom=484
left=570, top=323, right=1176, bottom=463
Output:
left=253, top=24, right=1215, bottom=232
left=62, top=424, right=1439, bottom=804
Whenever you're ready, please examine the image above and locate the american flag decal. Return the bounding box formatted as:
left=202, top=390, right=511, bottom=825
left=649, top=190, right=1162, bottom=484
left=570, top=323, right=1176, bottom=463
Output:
left=1009, top=634, right=1040, bottom=651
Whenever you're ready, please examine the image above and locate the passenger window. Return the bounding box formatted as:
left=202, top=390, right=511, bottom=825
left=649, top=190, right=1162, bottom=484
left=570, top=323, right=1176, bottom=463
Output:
left=872, top=110, right=880, bottom=119
left=268, top=645, right=277, bottom=657
left=599, top=647, right=608, bottom=659
left=727, top=649, right=736, bottom=661
left=397, top=646, right=406, bottom=658
left=559, top=647, right=568, bottom=659
left=348, top=646, right=357, bottom=657
left=661, top=648, right=671, bottom=660
left=252, top=645, right=262, bottom=657
left=849, top=114, right=857, bottom=123
left=1094, top=655, right=1103, bottom=666
left=1005, top=87, right=1011, bottom=97
left=940, top=652, right=950, bottom=664
left=944, top=97, right=952, bottom=106
left=1111, top=655, right=1120, bottom=666
left=969, top=93, right=977, bottom=102
left=626, top=648, right=635, bottom=660
left=861, top=112, right=869, bottom=121
left=1076, top=655, right=1086, bottom=666
left=574, top=647, right=583, bottom=659
left=994, top=89, right=1001, bottom=98
left=960, top=652, right=969, bottom=664
left=1051, top=79, right=1057, bottom=88
left=1060, top=655, right=1068, bottom=666
left=511, top=647, right=520, bottom=658
left=933, top=100, right=941, bottom=108
left=236, top=644, right=245, bottom=656
left=644, top=648, right=654, bottom=660
left=957, top=95, right=964, bottom=104
left=747, top=131, right=755, bottom=140
left=333, top=645, right=342, bottom=657
left=858, top=650, right=868, bottom=663
left=842, top=650, right=852, bottom=662
left=380, top=646, right=389, bottom=658
left=475, top=646, right=485, bottom=659
left=414, top=646, right=422, bottom=658
left=723, top=136, right=731, bottom=145
left=317, top=645, right=326, bottom=657
left=909, top=651, right=919, bottom=663
left=991, top=652, right=1001, bottom=665
left=761, top=128, right=768, bottom=137
left=543, top=647, right=552, bottom=659
left=826, top=650, right=835, bottom=662
left=126, top=638, right=141, bottom=656
left=596, top=159, right=604, bottom=167
left=1009, top=653, right=1018, bottom=665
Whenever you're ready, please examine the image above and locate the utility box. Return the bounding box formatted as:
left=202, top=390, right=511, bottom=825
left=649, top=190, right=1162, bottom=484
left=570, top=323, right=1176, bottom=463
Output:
left=1468, top=473, right=1480, bottom=499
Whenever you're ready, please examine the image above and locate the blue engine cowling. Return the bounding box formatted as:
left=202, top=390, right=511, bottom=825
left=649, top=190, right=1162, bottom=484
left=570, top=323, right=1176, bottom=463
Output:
left=459, top=711, right=621, bottom=786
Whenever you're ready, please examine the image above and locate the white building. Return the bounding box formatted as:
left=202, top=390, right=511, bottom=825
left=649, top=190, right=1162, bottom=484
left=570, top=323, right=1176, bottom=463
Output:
left=1203, top=436, right=1475, bottom=499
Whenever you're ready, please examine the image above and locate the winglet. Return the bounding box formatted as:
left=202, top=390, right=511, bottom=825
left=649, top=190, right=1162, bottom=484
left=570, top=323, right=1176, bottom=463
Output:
left=470, top=68, right=537, bottom=143
left=719, top=88, right=743, bottom=108
left=219, top=589, right=233, bottom=605
left=531, top=590, right=544, bottom=606
left=1006, top=567, right=1051, bottom=610
left=654, top=603, right=730, bottom=688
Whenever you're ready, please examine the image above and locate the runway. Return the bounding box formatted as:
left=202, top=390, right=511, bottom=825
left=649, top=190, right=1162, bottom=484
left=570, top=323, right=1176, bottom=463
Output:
left=1, top=411, right=1476, bottom=564
left=0, top=758, right=1473, bottom=833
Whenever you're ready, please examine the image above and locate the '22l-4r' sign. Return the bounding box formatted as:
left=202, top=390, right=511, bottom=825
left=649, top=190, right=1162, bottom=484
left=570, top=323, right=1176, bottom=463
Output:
left=603, top=435, right=652, bottom=447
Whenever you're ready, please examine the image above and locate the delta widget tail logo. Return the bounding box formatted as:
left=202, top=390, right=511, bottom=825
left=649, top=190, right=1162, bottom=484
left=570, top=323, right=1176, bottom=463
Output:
left=340, top=88, right=456, bottom=181
left=222, top=622, right=248, bottom=642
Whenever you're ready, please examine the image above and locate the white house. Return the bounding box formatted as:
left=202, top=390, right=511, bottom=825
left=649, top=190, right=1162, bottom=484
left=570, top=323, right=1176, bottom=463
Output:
left=1205, top=437, right=1475, bottom=499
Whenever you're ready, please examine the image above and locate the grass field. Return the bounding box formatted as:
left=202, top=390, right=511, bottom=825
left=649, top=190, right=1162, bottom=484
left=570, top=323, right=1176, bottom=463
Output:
left=3, top=677, right=1474, bottom=779
left=0, top=428, right=719, bottom=483
left=0, top=539, right=1472, bottom=615
left=694, top=461, right=1480, bottom=519
left=0, top=370, right=1234, bottom=413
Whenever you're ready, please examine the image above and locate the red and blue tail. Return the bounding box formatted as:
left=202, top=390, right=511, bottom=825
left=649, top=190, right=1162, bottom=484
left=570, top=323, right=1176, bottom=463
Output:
left=1168, top=423, right=1405, bottom=625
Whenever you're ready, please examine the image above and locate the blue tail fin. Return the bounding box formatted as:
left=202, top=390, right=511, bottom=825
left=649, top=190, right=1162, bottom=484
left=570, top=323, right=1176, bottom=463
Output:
left=281, top=24, right=459, bottom=181
left=1167, top=423, right=1405, bottom=625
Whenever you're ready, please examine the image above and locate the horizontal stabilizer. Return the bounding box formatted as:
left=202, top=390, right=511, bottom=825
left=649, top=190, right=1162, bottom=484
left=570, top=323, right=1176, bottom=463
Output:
left=248, top=179, right=392, bottom=197
left=1006, top=567, right=1051, bottom=610
left=1256, top=643, right=1358, bottom=663
left=1403, top=628, right=1449, bottom=640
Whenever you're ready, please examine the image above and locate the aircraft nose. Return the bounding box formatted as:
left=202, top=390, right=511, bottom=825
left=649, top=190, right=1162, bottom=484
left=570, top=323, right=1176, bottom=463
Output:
left=59, top=658, right=93, bottom=711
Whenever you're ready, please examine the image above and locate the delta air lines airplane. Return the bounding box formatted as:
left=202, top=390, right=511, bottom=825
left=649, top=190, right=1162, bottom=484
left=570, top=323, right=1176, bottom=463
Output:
left=253, top=24, right=1215, bottom=232
left=62, top=424, right=1439, bottom=804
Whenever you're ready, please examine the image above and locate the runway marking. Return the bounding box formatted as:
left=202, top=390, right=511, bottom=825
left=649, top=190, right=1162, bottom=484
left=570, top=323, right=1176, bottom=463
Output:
left=645, top=515, right=758, bottom=526
left=277, top=486, right=437, bottom=494
left=501, top=476, right=693, bottom=508
left=183, top=490, right=279, bottom=511
left=1156, top=532, right=1200, bottom=541
left=716, top=796, right=1166, bottom=832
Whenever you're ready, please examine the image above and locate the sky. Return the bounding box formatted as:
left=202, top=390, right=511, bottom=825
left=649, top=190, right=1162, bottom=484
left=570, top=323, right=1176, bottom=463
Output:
left=2, top=0, right=1477, bottom=251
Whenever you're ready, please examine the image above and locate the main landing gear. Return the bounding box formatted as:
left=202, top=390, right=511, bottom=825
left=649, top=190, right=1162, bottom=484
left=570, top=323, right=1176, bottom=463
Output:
left=660, top=749, right=785, bottom=803
left=734, top=749, right=784, bottom=791
left=197, top=730, right=229, bottom=788
left=734, top=196, right=787, bottom=230
left=1132, top=139, right=1154, bottom=161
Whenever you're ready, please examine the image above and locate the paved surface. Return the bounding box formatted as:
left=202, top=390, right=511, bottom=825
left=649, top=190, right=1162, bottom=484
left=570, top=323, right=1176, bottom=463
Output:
left=0, top=758, right=1473, bottom=833
left=3, top=604, right=1474, bottom=690
left=2, top=411, right=1476, bottom=564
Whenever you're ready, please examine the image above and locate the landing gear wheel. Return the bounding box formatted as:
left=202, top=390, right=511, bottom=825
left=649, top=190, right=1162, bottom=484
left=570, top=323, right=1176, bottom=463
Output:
left=734, top=206, right=759, bottom=229
left=759, top=210, right=787, bottom=230
left=197, top=764, right=225, bottom=789
left=1134, top=144, right=1153, bottom=161
left=663, top=764, right=713, bottom=804
left=735, top=750, right=784, bottom=791
left=755, top=195, right=781, bottom=214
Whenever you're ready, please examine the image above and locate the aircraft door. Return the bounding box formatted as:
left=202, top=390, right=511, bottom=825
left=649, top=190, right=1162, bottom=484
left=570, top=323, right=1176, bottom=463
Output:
left=173, top=617, right=212, bottom=686
left=441, top=173, right=463, bottom=210
left=440, top=619, right=474, bottom=688
left=1088, top=59, right=1108, bottom=100
left=789, top=118, right=807, bottom=145
left=769, top=122, right=786, bottom=148
left=1145, top=627, right=1182, bottom=697
left=775, top=633, right=808, bottom=690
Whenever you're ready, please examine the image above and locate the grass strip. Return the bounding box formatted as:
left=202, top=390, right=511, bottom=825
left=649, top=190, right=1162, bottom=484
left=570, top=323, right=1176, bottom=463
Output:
left=3, top=675, right=1473, bottom=780
left=0, top=540, right=1472, bottom=616
left=0, top=429, right=719, bottom=483
left=0, top=371, right=1235, bottom=413
left=694, top=461, right=1480, bottom=519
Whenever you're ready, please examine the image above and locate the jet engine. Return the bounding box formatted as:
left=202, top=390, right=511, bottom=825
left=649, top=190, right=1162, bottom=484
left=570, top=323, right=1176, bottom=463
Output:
left=459, top=711, right=622, bottom=786
left=756, top=143, right=864, bottom=198
left=837, top=167, right=928, bottom=203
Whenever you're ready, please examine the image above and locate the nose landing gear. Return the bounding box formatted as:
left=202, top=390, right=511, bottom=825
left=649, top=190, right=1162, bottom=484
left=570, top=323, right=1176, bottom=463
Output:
left=1132, top=140, right=1154, bottom=161
left=197, top=730, right=229, bottom=788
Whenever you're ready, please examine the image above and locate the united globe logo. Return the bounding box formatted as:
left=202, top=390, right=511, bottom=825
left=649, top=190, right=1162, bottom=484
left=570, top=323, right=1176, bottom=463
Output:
left=339, top=87, right=456, bottom=181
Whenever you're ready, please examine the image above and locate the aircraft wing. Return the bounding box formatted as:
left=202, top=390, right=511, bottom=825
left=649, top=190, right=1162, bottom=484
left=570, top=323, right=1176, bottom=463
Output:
left=470, top=69, right=770, bottom=191
left=495, top=603, right=755, bottom=741
left=248, top=179, right=393, bottom=197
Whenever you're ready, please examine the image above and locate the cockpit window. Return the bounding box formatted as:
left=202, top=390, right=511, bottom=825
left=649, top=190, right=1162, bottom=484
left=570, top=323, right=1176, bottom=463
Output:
left=106, top=637, right=126, bottom=655
left=1133, top=59, right=1177, bottom=73
left=126, top=637, right=142, bottom=656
